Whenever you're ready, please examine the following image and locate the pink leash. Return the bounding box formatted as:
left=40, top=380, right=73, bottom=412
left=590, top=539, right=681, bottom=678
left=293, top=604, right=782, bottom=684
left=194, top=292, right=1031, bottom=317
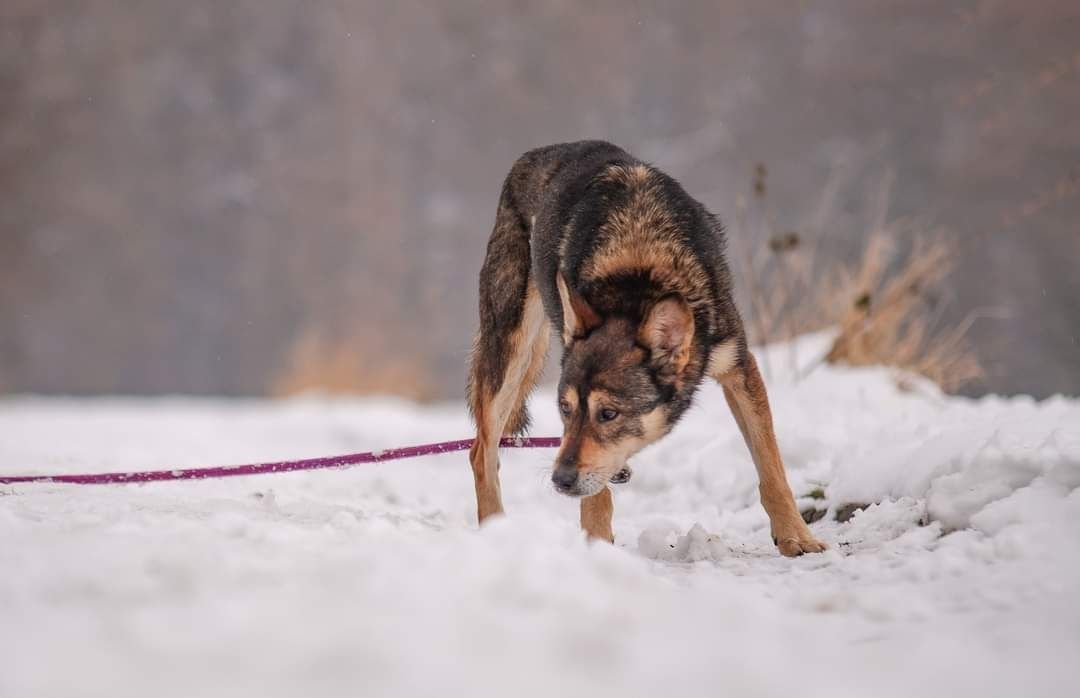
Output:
left=0, top=436, right=561, bottom=486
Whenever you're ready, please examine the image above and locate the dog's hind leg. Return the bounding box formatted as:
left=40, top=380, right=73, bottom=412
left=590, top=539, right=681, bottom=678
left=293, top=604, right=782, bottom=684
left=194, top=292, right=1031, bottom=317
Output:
left=710, top=344, right=826, bottom=557
left=467, top=191, right=551, bottom=525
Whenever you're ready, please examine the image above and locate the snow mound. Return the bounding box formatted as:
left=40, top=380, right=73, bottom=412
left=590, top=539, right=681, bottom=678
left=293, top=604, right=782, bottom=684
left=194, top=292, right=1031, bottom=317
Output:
left=638, top=521, right=727, bottom=561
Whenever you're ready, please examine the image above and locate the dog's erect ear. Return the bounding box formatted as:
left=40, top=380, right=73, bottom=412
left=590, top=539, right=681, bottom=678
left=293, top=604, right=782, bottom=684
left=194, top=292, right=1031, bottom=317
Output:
left=639, top=295, right=695, bottom=380
left=556, top=271, right=602, bottom=344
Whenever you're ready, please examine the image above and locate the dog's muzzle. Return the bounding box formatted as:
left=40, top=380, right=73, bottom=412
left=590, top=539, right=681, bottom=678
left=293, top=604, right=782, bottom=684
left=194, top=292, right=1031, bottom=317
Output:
left=551, top=466, right=631, bottom=496
left=551, top=465, right=580, bottom=495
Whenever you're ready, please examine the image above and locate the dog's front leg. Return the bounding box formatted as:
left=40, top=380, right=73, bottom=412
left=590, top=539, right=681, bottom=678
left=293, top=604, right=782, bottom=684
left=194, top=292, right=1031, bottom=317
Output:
left=714, top=349, right=826, bottom=556
left=580, top=487, right=614, bottom=543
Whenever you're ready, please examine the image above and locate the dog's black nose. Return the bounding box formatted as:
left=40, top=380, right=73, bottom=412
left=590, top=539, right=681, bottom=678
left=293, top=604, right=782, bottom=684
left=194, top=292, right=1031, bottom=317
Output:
left=551, top=467, right=578, bottom=492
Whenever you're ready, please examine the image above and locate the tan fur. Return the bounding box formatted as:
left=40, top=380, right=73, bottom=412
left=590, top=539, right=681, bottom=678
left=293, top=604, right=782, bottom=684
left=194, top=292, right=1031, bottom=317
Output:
left=706, top=338, right=739, bottom=377
left=580, top=487, right=614, bottom=543
left=508, top=318, right=551, bottom=432
left=584, top=388, right=611, bottom=415
left=639, top=296, right=695, bottom=378
left=573, top=399, right=666, bottom=484
left=601, top=163, right=651, bottom=186
left=639, top=405, right=667, bottom=442
left=575, top=437, right=603, bottom=472
left=581, top=166, right=713, bottom=327
left=556, top=272, right=601, bottom=345
left=555, top=272, right=576, bottom=345
left=572, top=436, right=630, bottom=482
left=711, top=352, right=826, bottom=556
left=469, top=284, right=550, bottom=522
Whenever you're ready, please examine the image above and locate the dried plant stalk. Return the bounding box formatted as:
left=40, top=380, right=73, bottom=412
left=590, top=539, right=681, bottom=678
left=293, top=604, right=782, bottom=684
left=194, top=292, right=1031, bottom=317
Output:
left=821, top=235, right=982, bottom=392
left=732, top=172, right=982, bottom=392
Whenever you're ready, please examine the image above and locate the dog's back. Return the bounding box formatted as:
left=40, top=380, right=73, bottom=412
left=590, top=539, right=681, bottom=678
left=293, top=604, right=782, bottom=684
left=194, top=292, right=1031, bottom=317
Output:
left=500, top=140, right=742, bottom=350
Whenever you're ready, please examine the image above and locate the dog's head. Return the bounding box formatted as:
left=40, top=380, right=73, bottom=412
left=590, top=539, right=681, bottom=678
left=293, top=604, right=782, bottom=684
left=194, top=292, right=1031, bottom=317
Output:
left=551, top=273, right=696, bottom=497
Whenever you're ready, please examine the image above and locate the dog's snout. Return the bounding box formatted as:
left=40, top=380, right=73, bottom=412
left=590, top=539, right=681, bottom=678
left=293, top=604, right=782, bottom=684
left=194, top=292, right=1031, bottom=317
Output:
left=551, top=466, right=578, bottom=492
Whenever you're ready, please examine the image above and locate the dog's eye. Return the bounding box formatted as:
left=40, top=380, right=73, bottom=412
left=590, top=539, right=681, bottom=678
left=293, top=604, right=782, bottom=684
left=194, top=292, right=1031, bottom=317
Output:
left=559, top=400, right=572, bottom=416
left=598, top=408, right=619, bottom=423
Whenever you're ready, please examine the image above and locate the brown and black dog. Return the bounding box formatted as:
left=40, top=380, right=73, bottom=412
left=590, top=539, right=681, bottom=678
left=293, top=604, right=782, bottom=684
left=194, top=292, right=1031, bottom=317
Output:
left=466, top=141, right=825, bottom=557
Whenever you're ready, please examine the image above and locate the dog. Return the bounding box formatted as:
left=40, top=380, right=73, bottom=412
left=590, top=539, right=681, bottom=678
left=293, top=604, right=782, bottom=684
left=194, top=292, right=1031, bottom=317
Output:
left=466, top=141, right=826, bottom=557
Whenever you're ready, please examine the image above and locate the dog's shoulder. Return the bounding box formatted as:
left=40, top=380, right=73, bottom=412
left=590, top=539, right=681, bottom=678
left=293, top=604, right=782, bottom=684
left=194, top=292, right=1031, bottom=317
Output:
left=516, top=141, right=739, bottom=344
left=569, top=158, right=733, bottom=334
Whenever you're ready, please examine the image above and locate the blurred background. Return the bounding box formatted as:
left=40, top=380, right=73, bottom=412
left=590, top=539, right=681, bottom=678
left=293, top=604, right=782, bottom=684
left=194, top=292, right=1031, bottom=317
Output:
left=1, top=0, right=1077, bottom=401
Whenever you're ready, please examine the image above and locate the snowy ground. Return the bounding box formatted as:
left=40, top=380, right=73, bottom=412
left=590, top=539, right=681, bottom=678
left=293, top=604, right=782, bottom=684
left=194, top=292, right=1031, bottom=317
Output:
left=2, top=336, right=1079, bottom=698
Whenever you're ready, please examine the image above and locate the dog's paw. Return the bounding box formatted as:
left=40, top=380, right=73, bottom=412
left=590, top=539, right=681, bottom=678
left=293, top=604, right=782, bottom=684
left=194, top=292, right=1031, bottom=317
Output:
left=609, top=467, right=632, bottom=484
left=772, top=528, right=827, bottom=557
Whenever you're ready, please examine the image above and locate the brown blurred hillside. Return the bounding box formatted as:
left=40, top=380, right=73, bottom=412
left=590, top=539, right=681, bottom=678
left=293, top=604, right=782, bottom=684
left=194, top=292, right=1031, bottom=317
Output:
left=1, top=1, right=1078, bottom=399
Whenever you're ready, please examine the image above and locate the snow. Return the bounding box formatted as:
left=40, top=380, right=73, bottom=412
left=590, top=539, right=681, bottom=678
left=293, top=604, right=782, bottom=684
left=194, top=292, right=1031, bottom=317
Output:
left=2, top=335, right=1079, bottom=698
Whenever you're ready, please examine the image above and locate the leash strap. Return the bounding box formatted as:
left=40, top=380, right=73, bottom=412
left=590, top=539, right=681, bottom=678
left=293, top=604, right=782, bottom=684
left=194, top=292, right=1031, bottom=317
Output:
left=0, top=436, right=562, bottom=486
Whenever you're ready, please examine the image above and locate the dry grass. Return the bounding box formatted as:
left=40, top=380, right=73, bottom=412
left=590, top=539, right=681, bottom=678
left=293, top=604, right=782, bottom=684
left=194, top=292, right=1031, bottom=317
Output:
left=271, top=330, right=439, bottom=401
left=732, top=166, right=982, bottom=393
left=820, top=234, right=982, bottom=392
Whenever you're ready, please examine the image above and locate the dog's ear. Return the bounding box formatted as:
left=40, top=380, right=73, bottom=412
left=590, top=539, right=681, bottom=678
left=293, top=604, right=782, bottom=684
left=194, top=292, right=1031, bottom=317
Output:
left=639, top=295, right=695, bottom=381
left=556, top=271, right=602, bottom=343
